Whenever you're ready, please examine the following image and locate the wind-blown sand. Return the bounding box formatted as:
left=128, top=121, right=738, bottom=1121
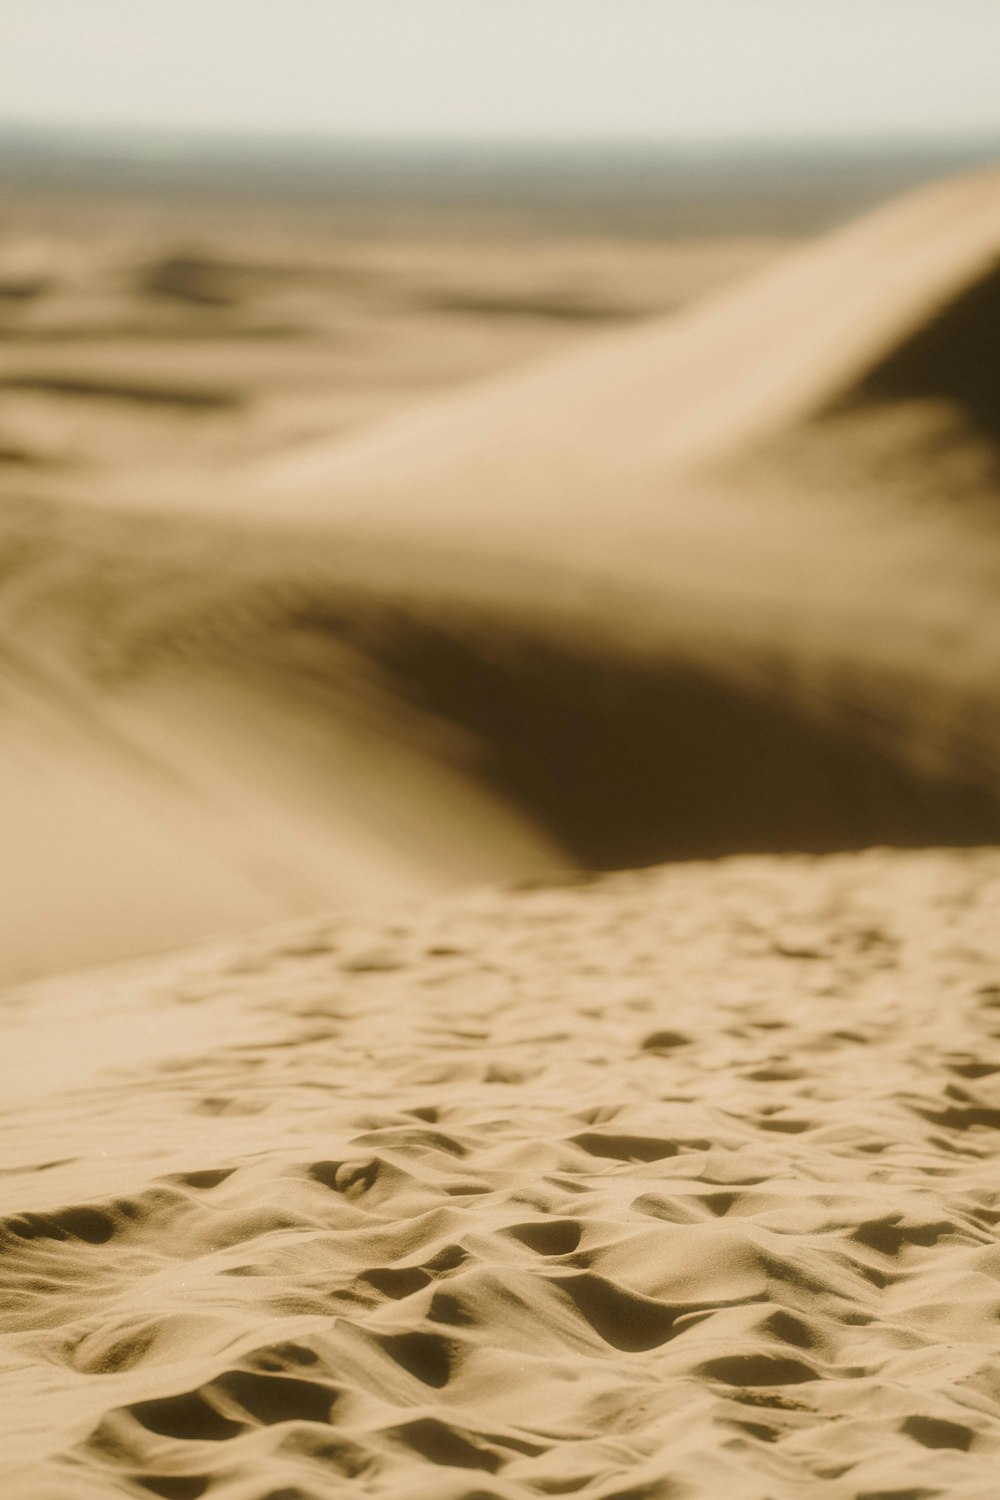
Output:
left=4, top=848, right=1000, bottom=1499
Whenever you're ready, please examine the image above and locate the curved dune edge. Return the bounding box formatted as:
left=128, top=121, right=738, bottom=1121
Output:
left=4, top=483, right=1000, bottom=985
left=251, top=166, right=1000, bottom=538
left=4, top=846, right=1000, bottom=1498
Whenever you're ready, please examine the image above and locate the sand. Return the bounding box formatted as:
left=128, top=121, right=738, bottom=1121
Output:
left=5, top=163, right=1000, bottom=1497
left=0, top=206, right=783, bottom=983
left=3, top=170, right=1000, bottom=979
left=4, top=847, right=1000, bottom=1499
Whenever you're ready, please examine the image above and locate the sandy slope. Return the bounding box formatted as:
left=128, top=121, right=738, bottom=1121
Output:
left=4, top=847, right=1000, bottom=1499
left=0, top=213, right=773, bottom=479
left=0, top=222, right=779, bottom=983
left=4, top=169, right=1000, bottom=983
left=254, top=168, right=1000, bottom=538
left=0, top=514, right=563, bottom=979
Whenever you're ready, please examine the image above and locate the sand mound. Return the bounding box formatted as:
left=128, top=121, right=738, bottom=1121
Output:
left=3, top=476, right=999, bottom=984
left=0, top=499, right=566, bottom=983
left=4, top=847, right=1000, bottom=1498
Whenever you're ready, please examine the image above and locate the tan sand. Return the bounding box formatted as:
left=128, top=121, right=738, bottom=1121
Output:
left=0, top=211, right=775, bottom=481
left=4, top=163, right=1000, bottom=1500
left=252, top=168, right=1000, bottom=539
left=3, top=170, right=1000, bottom=980
left=4, top=847, right=1000, bottom=1498
left=0, top=214, right=782, bottom=983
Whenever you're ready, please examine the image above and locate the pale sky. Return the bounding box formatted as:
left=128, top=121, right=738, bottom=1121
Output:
left=2, top=0, right=999, bottom=145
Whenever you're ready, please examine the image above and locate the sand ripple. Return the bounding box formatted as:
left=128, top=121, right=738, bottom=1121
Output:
left=4, top=848, right=1000, bottom=1497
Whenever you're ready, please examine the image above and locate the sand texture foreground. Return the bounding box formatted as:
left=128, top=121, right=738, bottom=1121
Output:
left=4, top=848, right=1000, bottom=1499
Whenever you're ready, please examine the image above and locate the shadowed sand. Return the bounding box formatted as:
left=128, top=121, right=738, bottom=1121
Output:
left=4, top=848, right=1000, bottom=1498
left=3, top=170, right=1000, bottom=979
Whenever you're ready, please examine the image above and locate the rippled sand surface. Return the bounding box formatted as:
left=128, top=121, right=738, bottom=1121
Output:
left=5, top=847, right=1000, bottom=1499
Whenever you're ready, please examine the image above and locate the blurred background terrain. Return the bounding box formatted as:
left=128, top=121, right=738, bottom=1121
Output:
left=1, top=130, right=997, bottom=481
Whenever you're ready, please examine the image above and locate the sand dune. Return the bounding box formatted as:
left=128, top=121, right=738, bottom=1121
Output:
left=255, top=168, right=1000, bottom=535
left=4, top=848, right=1000, bottom=1498
left=6, top=160, right=1000, bottom=1500
left=0, top=223, right=770, bottom=477
left=1, top=170, right=1000, bottom=984
left=228, top=166, right=1000, bottom=866
left=1, top=480, right=997, bottom=984
left=0, top=500, right=568, bottom=982
left=0, top=228, right=773, bottom=981
left=3, top=170, right=1000, bottom=979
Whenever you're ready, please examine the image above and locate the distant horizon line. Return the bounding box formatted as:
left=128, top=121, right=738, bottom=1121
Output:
left=3, top=118, right=1000, bottom=157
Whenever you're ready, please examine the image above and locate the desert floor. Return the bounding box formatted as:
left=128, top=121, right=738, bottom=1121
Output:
left=4, top=849, right=1000, bottom=1499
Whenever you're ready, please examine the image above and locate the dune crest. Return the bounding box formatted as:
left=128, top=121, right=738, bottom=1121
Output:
left=256, top=168, right=1000, bottom=539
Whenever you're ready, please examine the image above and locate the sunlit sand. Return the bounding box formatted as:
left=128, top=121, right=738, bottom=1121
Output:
left=4, top=166, right=1000, bottom=1498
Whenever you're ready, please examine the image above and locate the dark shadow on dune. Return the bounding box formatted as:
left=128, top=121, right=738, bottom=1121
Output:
left=7, top=489, right=1000, bottom=885
left=376, top=619, right=1000, bottom=862
left=0, top=275, right=51, bottom=302
left=0, top=373, right=244, bottom=410
left=139, top=249, right=373, bottom=305
left=271, top=603, right=1000, bottom=867
left=836, top=256, right=1000, bottom=453
left=140, top=253, right=243, bottom=308
left=416, top=290, right=633, bottom=323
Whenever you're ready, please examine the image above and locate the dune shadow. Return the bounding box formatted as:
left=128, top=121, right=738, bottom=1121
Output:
left=303, top=606, right=1000, bottom=866
left=833, top=255, right=1000, bottom=456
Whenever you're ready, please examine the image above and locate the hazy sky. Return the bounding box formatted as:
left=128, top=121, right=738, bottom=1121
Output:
left=2, top=0, right=999, bottom=144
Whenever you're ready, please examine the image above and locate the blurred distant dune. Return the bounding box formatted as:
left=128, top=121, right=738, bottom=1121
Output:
left=2, top=147, right=1000, bottom=980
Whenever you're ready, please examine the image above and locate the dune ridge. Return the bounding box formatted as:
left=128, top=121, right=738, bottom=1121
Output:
left=4, top=847, right=1000, bottom=1498
left=253, top=168, right=1000, bottom=533
left=3, top=467, right=1000, bottom=984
